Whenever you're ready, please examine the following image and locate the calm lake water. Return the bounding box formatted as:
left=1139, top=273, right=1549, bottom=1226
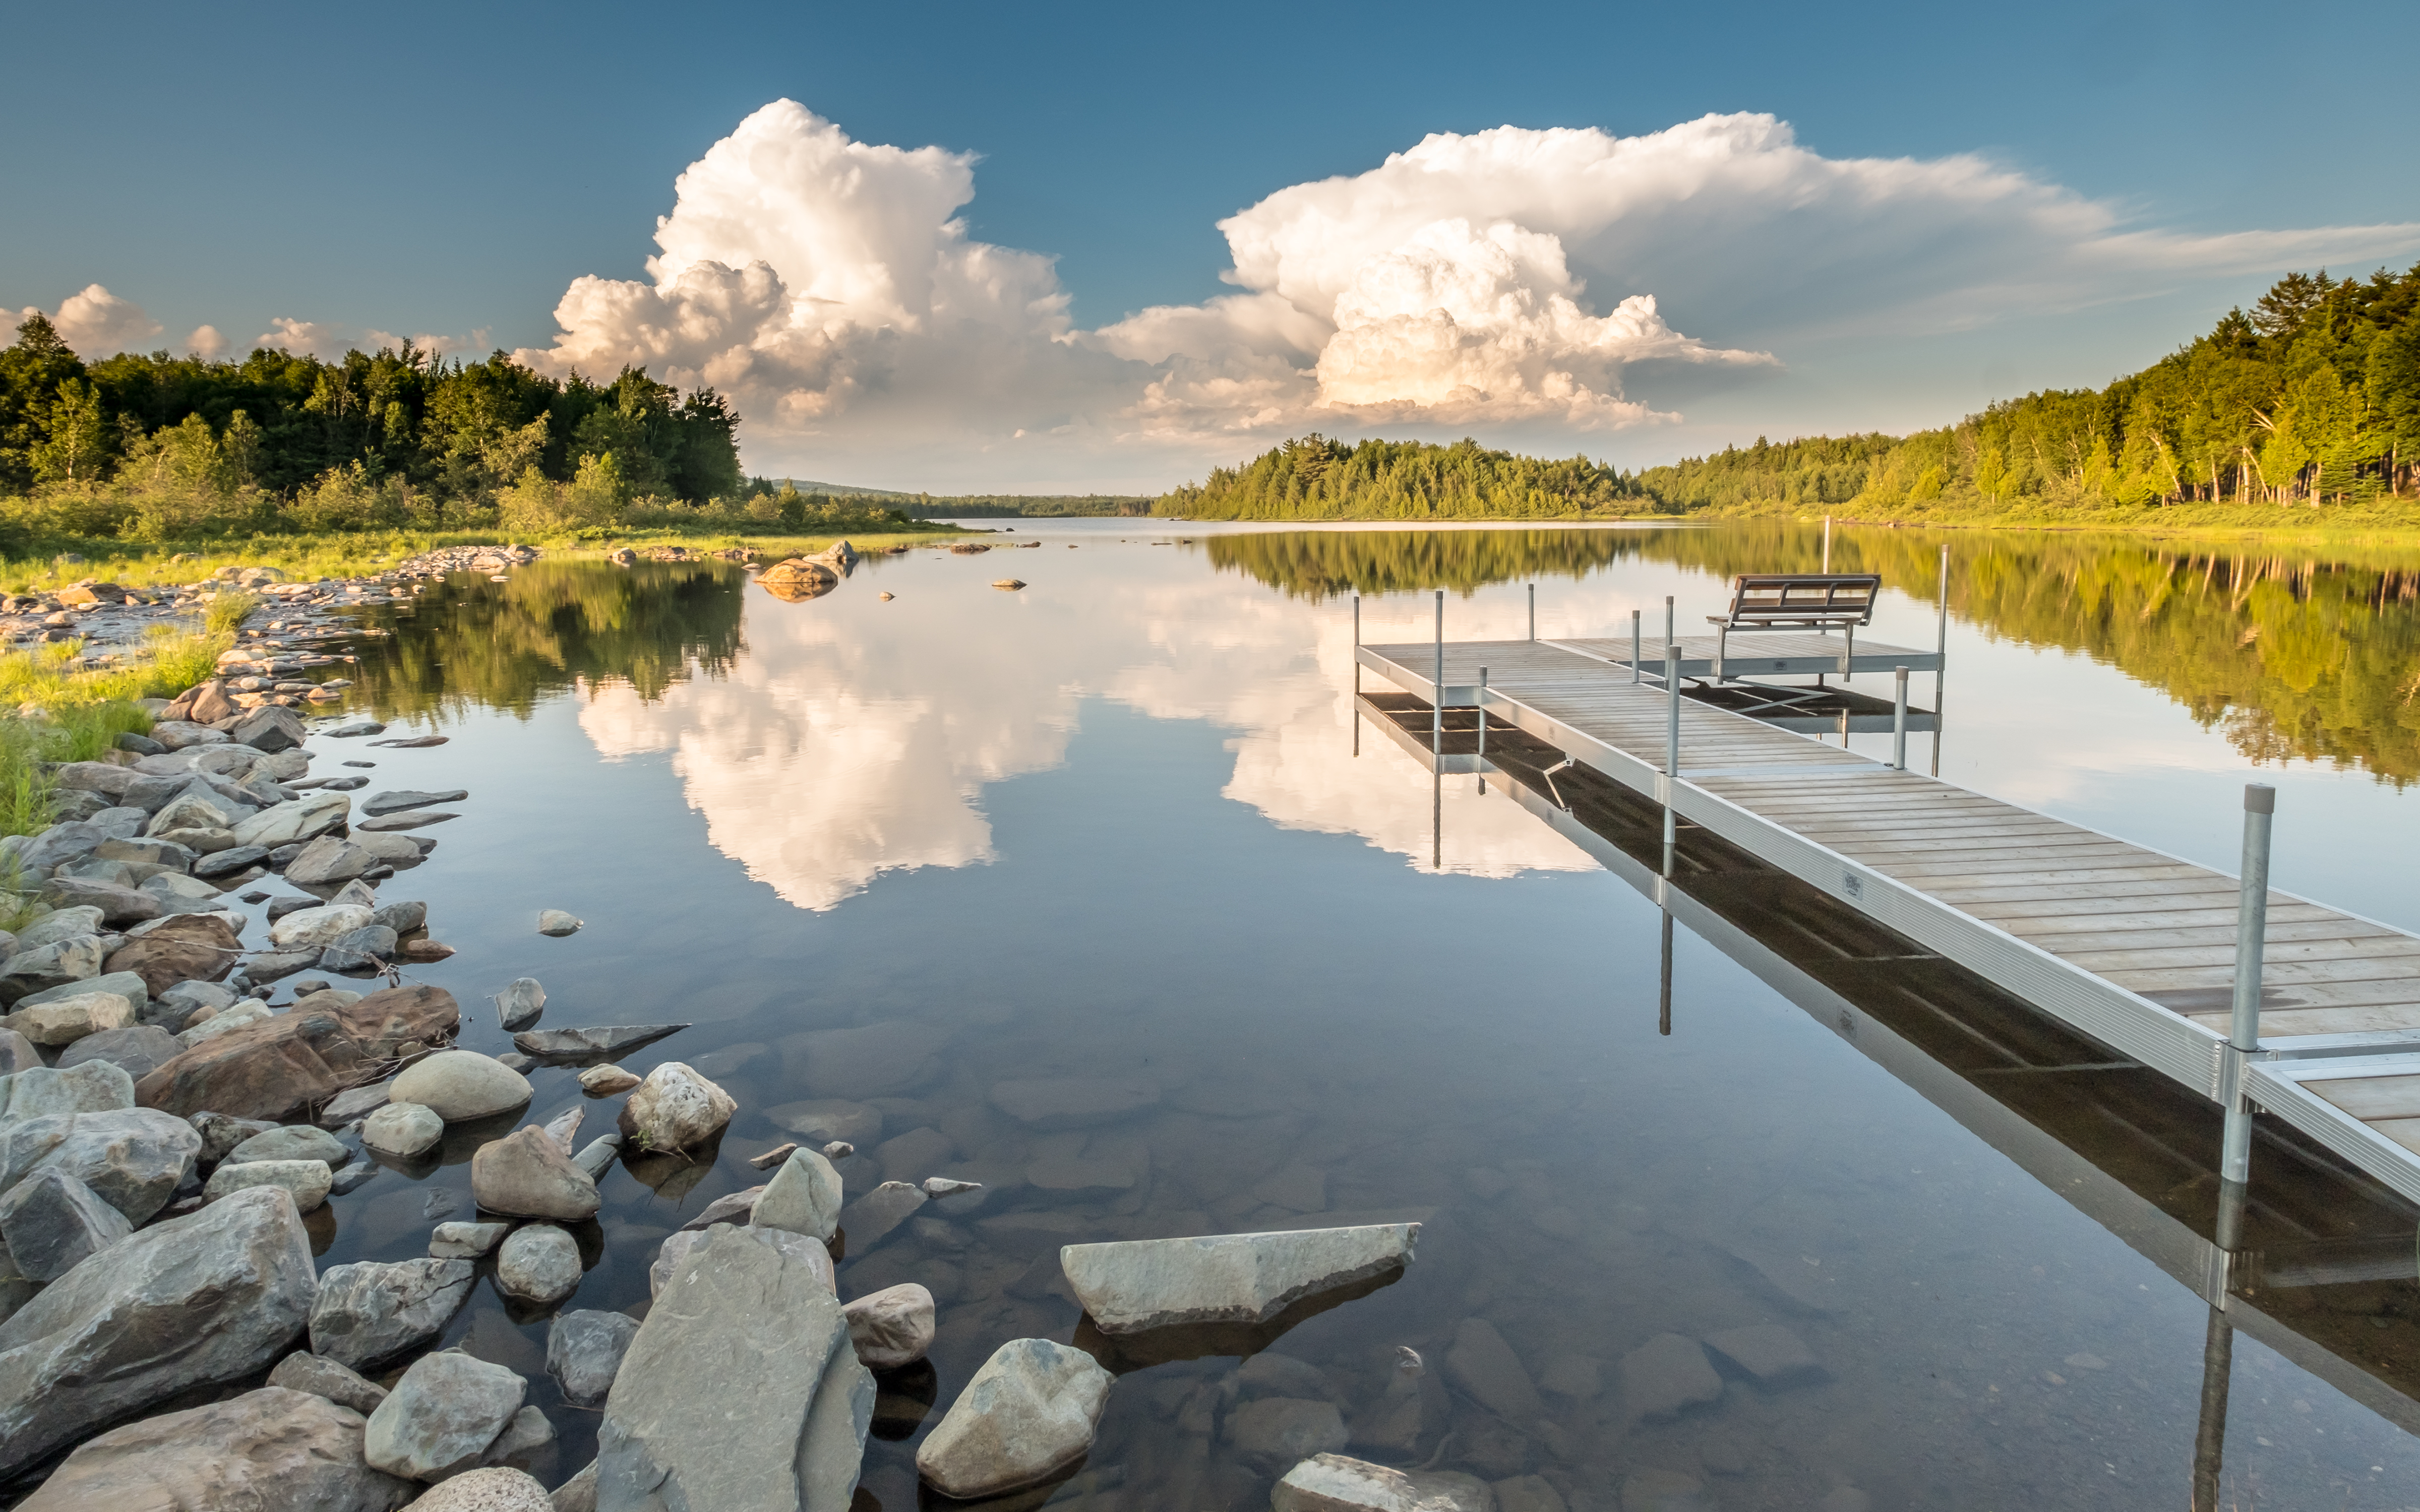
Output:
left=297, top=520, right=2420, bottom=1510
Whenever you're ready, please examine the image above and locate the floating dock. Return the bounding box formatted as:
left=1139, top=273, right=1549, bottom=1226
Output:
left=1358, top=632, right=2420, bottom=1206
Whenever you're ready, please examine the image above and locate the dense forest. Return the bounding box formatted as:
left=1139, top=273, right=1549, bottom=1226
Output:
left=1157, top=435, right=1642, bottom=520
left=1163, top=265, right=2420, bottom=522
left=0, top=314, right=911, bottom=543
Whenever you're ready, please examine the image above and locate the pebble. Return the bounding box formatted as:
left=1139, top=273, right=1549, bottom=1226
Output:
left=578, top=1064, right=640, bottom=1095
left=536, top=910, right=582, bottom=937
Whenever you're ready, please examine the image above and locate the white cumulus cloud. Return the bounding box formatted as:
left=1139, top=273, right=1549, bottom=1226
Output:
left=514, top=105, right=2420, bottom=488
left=187, top=325, right=228, bottom=360
left=12, top=284, right=163, bottom=356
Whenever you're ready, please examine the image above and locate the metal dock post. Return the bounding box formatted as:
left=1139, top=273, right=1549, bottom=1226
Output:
left=2220, top=784, right=2275, bottom=1186
left=1892, top=666, right=1909, bottom=769
left=1662, top=642, right=1681, bottom=876
left=1631, top=609, right=1642, bottom=683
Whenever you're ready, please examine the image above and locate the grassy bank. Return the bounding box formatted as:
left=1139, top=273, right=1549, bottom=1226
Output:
left=1696, top=490, right=2420, bottom=545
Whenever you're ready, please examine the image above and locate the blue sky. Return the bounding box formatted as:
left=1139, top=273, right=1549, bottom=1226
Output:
left=7, top=1, right=2417, bottom=490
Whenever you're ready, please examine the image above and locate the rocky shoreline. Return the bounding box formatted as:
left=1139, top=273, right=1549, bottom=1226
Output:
left=0, top=544, right=1521, bottom=1512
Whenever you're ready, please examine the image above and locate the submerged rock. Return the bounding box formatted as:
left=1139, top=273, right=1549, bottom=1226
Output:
left=1059, top=1222, right=1419, bottom=1334
left=12, top=1385, right=411, bottom=1512
left=836, top=1180, right=927, bottom=1252
left=987, top=1076, right=1160, bottom=1129
left=512, top=1023, right=687, bottom=1060
left=1272, top=1454, right=1496, bottom=1512
left=0, top=1186, right=316, bottom=1478
left=914, top=1338, right=1113, bottom=1500
left=1702, top=1322, right=1823, bottom=1388
left=599, top=1224, right=872, bottom=1512
left=1619, top=1332, right=1723, bottom=1423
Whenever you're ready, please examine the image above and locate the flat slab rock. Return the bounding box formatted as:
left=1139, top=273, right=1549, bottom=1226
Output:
left=360, top=789, right=468, bottom=816
left=511, top=1023, right=688, bottom=1060
left=1272, top=1454, right=1494, bottom=1512
left=1059, top=1223, right=1418, bottom=1334
left=13, top=1385, right=412, bottom=1512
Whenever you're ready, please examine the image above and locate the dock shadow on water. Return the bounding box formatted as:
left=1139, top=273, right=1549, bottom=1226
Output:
left=131, top=526, right=2420, bottom=1512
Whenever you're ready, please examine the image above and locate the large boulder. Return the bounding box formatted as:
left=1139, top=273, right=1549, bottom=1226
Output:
left=56, top=1023, right=183, bottom=1081
left=0, top=1168, right=132, bottom=1281
left=309, top=1258, right=477, bottom=1371
left=104, top=913, right=241, bottom=997
left=0, top=1061, right=134, bottom=1122
left=0, top=934, right=108, bottom=1005
left=232, top=704, right=309, bottom=752
left=914, top=1338, right=1113, bottom=1499
left=12, top=1385, right=413, bottom=1512
left=363, top=1349, right=525, bottom=1482
left=0, top=1106, right=201, bottom=1222
left=390, top=1049, right=531, bottom=1122
left=409, top=1468, right=552, bottom=1511
left=2, top=990, right=132, bottom=1046
left=1058, top=1223, right=1419, bottom=1334
left=470, top=1125, right=600, bottom=1222
left=134, top=983, right=458, bottom=1121
left=547, top=1310, right=639, bottom=1408
left=616, top=1062, right=734, bottom=1154
left=598, top=1224, right=872, bottom=1512
left=0, top=1186, right=316, bottom=1478
left=39, top=876, right=160, bottom=927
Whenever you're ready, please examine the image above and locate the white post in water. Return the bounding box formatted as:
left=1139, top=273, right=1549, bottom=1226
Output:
left=1528, top=583, right=1536, bottom=641
left=1663, top=643, right=1682, bottom=875
left=2220, top=784, right=2276, bottom=1187
left=1892, top=666, right=1909, bottom=770
left=1664, top=595, right=1674, bottom=654
left=1823, top=515, right=1833, bottom=572
left=1432, top=590, right=1444, bottom=761
left=1631, top=609, right=1643, bottom=684
left=1477, top=668, right=1488, bottom=761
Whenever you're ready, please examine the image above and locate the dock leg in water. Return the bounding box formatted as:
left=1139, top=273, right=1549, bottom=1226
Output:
left=2192, top=1178, right=2248, bottom=1512
left=1663, top=643, right=1681, bottom=876
left=1658, top=908, right=1674, bottom=1036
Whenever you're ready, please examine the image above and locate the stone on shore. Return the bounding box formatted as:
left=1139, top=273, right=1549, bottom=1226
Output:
left=0, top=1186, right=316, bottom=1478
left=363, top=1101, right=445, bottom=1158
left=914, top=1338, right=1113, bottom=1500
left=206, top=1156, right=333, bottom=1212
left=231, top=791, right=350, bottom=849
left=38, top=876, right=159, bottom=927
left=269, top=903, right=375, bottom=951
left=512, top=1023, right=687, bottom=1060
left=409, top=1467, right=552, bottom=1510
left=432, top=1221, right=510, bottom=1258
left=390, top=1049, right=532, bottom=1122
left=0, top=1027, right=38, bottom=1074
left=843, top=1282, right=936, bottom=1369
left=11, top=1385, right=412, bottom=1512
left=3, top=990, right=132, bottom=1045
left=496, top=1223, right=582, bottom=1306
left=496, top=977, right=544, bottom=1030
left=1, top=1060, right=134, bottom=1121
left=225, top=1122, right=348, bottom=1166
left=310, top=1257, right=478, bottom=1370
left=55, top=1023, right=182, bottom=1080
left=1059, top=1223, right=1419, bottom=1334
left=535, top=910, right=581, bottom=937
left=2, top=1106, right=201, bottom=1221
left=286, top=834, right=377, bottom=886
left=364, top=1349, right=526, bottom=1481
left=547, top=1309, right=639, bottom=1407
left=471, top=1125, right=601, bottom=1222
left=232, top=704, right=310, bottom=752
left=0, top=1169, right=133, bottom=1281
left=616, top=1062, right=734, bottom=1154
left=0, top=934, right=108, bottom=1004
left=599, top=1224, right=872, bottom=1512
left=134, top=983, right=459, bottom=1122
left=578, top=1064, right=638, bottom=1095
left=751, top=1146, right=844, bottom=1240
left=271, top=1350, right=392, bottom=1414
left=1272, top=1455, right=1496, bottom=1512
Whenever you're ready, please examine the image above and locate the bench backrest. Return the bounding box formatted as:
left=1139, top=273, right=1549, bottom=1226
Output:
left=1718, top=574, right=1882, bottom=627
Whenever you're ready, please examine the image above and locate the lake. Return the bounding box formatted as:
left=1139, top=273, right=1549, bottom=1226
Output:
left=304, top=519, right=2420, bottom=1510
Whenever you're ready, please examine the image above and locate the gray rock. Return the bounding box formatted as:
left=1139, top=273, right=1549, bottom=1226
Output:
left=1, top=1061, right=136, bottom=1123
left=1, top=1106, right=201, bottom=1221
left=270, top=1350, right=392, bottom=1414
left=843, top=1282, right=934, bottom=1369
left=56, top=1023, right=180, bottom=1080
left=363, top=1101, right=444, bottom=1158
left=225, top=1122, right=349, bottom=1166
left=571, top=1132, right=621, bottom=1179
left=616, top=1062, right=734, bottom=1154
left=319, top=1080, right=393, bottom=1127
left=140, top=870, right=229, bottom=915
left=322, top=924, right=399, bottom=973
left=149, top=977, right=231, bottom=1027
left=678, top=1184, right=765, bottom=1232
left=752, top=1147, right=844, bottom=1241
left=364, top=789, right=468, bottom=816
left=191, top=1110, right=278, bottom=1164
left=540, top=1106, right=583, bottom=1152
left=177, top=997, right=273, bottom=1047
left=0, top=1185, right=316, bottom=1478
left=1619, top=1332, right=1723, bottom=1423
left=512, top=1023, right=687, bottom=1060
left=364, top=1349, right=526, bottom=1481
left=329, top=1158, right=377, bottom=1195
left=535, top=910, right=580, bottom=937
left=836, top=1180, right=926, bottom=1253
left=599, top=1224, right=872, bottom=1512
left=431, top=1220, right=510, bottom=1258
left=1272, top=1455, right=1496, bottom=1512
left=40, top=876, right=160, bottom=926
left=285, top=834, right=376, bottom=886
left=645, top=1224, right=834, bottom=1300
left=267, top=902, right=374, bottom=951
left=391, top=1050, right=532, bottom=1122
left=1227, top=1396, right=1350, bottom=1472
left=0, top=934, right=108, bottom=1004
left=11, top=906, right=104, bottom=954
left=914, top=1338, right=1113, bottom=1499
left=496, top=1223, right=582, bottom=1306
left=356, top=810, right=456, bottom=832
left=477, top=1406, right=555, bottom=1472
left=356, top=837, right=424, bottom=871
left=1060, top=1222, right=1419, bottom=1334
left=1702, top=1322, right=1822, bottom=1388
left=471, top=1125, right=601, bottom=1222
left=310, top=1257, right=478, bottom=1370
left=232, top=705, right=309, bottom=751
left=206, top=1156, right=333, bottom=1212
left=231, top=791, right=350, bottom=849
left=547, top=1309, right=639, bottom=1407
left=16, top=970, right=146, bottom=1025
left=146, top=791, right=232, bottom=838
left=0, top=1027, right=34, bottom=1074
left=496, top=977, right=544, bottom=1030
left=13, top=1384, right=412, bottom=1512
left=194, top=843, right=273, bottom=879
left=0, top=1168, right=133, bottom=1281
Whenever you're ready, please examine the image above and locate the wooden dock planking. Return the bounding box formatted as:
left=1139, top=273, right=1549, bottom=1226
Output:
left=1359, top=633, right=2420, bottom=1202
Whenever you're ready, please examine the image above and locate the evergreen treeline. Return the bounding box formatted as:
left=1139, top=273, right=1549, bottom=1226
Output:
left=1635, top=264, right=2420, bottom=515
left=0, top=313, right=767, bottom=541
left=1158, top=435, right=1641, bottom=520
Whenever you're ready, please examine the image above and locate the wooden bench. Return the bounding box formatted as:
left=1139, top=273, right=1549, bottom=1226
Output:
left=1708, top=573, right=1882, bottom=680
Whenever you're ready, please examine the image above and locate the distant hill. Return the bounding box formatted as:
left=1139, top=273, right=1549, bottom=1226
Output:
left=758, top=478, right=1149, bottom=518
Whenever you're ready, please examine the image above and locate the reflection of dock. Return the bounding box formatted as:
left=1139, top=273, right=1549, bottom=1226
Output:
left=1354, top=688, right=2420, bottom=1463
left=1357, top=635, right=2420, bottom=1208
